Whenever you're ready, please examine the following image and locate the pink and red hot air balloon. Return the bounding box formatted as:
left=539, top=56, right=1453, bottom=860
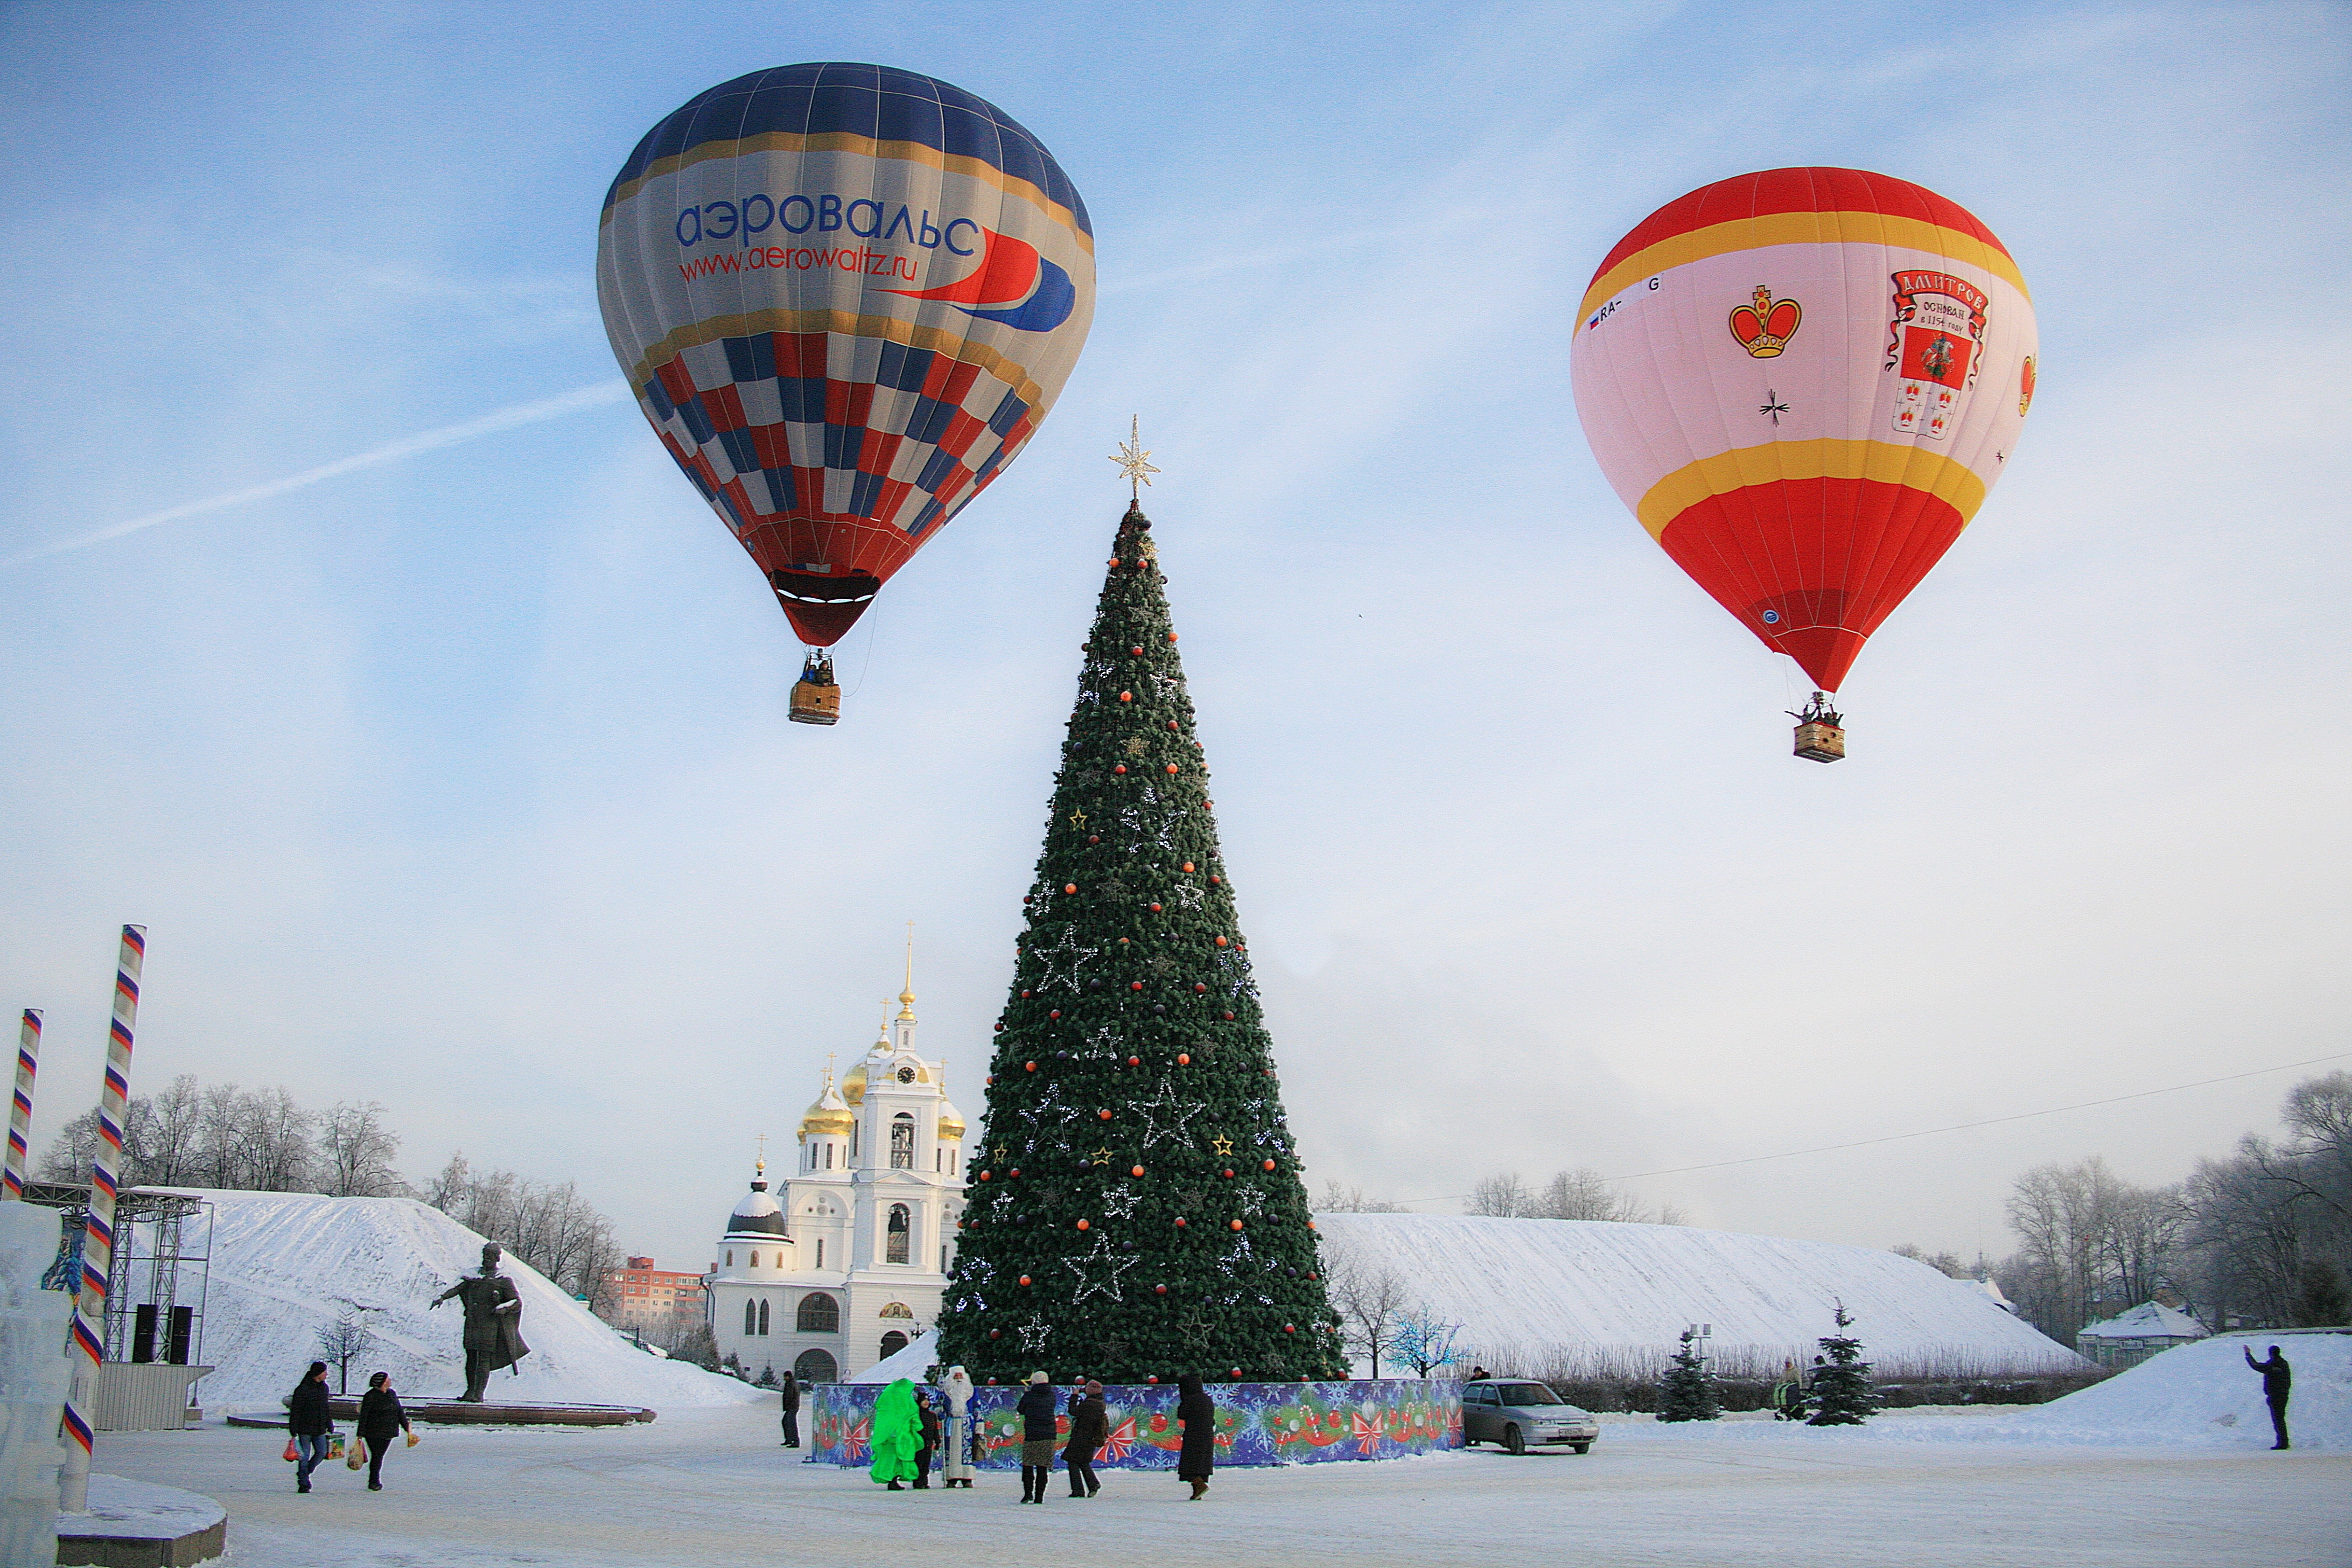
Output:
left=598, top=64, right=1096, bottom=724
left=1570, top=168, right=2038, bottom=760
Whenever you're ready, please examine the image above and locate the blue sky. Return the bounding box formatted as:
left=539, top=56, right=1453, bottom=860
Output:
left=4, top=2, right=2347, bottom=1274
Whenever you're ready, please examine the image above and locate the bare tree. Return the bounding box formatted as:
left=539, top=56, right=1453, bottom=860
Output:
left=1889, top=1244, right=1969, bottom=1278
left=1321, top=1233, right=1414, bottom=1376
left=315, top=1305, right=375, bottom=1394
left=1318, top=1180, right=1405, bottom=1213
left=318, top=1102, right=406, bottom=1197
left=1466, top=1172, right=1535, bottom=1217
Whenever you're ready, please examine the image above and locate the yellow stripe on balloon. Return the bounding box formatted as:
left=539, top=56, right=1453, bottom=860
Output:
left=1577, top=212, right=2028, bottom=327
left=1634, top=439, right=1990, bottom=543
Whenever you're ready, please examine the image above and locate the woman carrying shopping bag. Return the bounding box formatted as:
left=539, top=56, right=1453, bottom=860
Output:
left=354, top=1371, right=414, bottom=1491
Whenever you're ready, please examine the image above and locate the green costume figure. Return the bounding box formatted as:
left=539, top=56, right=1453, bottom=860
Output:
left=869, top=1378, right=922, bottom=1490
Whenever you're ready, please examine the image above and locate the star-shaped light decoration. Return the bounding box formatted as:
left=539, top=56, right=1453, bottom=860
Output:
left=1090, top=1146, right=1112, bottom=1164
left=1014, top=1314, right=1053, bottom=1353
left=1210, top=1136, right=1235, bottom=1157
left=1063, top=1232, right=1139, bottom=1305
left=1068, top=809, right=1088, bottom=830
left=1031, top=927, right=1098, bottom=993
left=1136, top=1079, right=1203, bottom=1149
left=1109, top=416, right=1160, bottom=501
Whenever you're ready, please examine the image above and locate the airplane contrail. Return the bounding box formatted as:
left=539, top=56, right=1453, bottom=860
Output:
left=1, top=380, right=632, bottom=570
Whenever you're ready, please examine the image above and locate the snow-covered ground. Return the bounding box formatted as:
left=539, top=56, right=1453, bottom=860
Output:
left=168, top=1190, right=758, bottom=1413
left=1314, top=1213, right=2083, bottom=1375
left=90, top=1396, right=2348, bottom=1568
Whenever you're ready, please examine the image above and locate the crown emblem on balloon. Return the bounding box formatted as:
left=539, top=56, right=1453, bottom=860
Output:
left=1729, top=286, right=1803, bottom=358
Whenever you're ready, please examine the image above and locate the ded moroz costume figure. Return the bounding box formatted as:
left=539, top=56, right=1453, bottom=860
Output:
left=430, top=1242, right=530, bottom=1401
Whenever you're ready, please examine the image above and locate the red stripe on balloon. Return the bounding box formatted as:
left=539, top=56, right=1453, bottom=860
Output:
left=1656, top=477, right=1968, bottom=692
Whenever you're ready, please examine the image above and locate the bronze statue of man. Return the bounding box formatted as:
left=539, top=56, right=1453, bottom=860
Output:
left=430, top=1242, right=530, bottom=1401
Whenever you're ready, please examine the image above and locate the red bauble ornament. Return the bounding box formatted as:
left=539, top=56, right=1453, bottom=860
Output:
left=1214, top=936, right=1228, bottom=947
left=1129, top=981, right=1143, bottom=992
left=1020, top=989, right=1032, bottom=998
left=1126, top=1055, right=1140, bottom=1067
left=1167, top=632, right=1178, bottom=643
left=1174, top=1217, right=1187, bottom=1228
left=1025, top=1061, right=1037, bottom=1072
left=1010, top=1168, right=1021, bottom=1178
left=1107, top=557, right=1121, bottom=568
left=989, top=1330, right=1001, bottom=1340
left=1019, top=1275, right=1032, bottom=1286
left=1222, top=1011, right=1235, bottom=1020
left=1262, top=1159, right=1277, bottom=1171
left=1193, top=983, right=1206, bottom=993
left=1130, top=645, right=1144, bottom=656
left=1149, top=903, right=1162, bottom=914
left=1181, top=862, right=1195, bottom=873
left=1229, top=1219, right=1244, bottom=1231
left=1285, top=1324, right=1296, bottom=1334
left=1114, top=764, right=1128, bottom=775
left=1155, top=1284, right=1167, bottom=1294
left=978, top=1171, right=992, bottom=1182
left=1147, top=1374, right=1160, bottom=1383
left=1118, top=691, right=1133, bottom=703
left=1076, top=1219, right=1090, bottom=1231
left=1221, top=1168, right=1234, bottom=1179
left=993, top=1023, right=1004, bottom=1032
left=1210, top=875, right=1221, bottom=885
left=1064, top=883, right=1077, bottom=894
left=1177, top=1053, right=1191, bottom=1066
left=1098, top=1108, right=1114, bottom=1120
left=1088, top=834, right=1101, bottom=845
left=1229, top=1368, right=1242, bottom=1378
left=1131, top=1164, right=1145, bottom=1177
left=1165, top=764, right=1179, bottom=775
left=1048, top=1010, right=1061, bottom=1020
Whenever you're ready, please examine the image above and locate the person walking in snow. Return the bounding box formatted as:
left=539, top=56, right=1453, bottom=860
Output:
left=1016, top=1370, right=1060, bottom=1503
left=779, top=1370, right=801, bottom=1448
left=287, top=1361, right=335, bottom=1494
left=1064, top=1380, right=1107, bottom=1497
left=869, top=1378, right=922, bottom=1490
left=913, top=1387, right=941, bottom=1489
left=939, top=1366, right=975, bottom=1489
left=1177, top=1374, right=1216, bottom=1502
left=2245, top=1345, right=2293, bottom=1450
left=355, top=1371, right=412, bottom=1492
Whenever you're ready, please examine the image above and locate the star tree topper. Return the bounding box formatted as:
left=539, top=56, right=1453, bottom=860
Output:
left=1109, top=416, right=1160, bottom=501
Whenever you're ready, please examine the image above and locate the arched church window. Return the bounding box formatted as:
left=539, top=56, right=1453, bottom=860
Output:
left=744, top=1299, right=757, bottom=1335
left=750, top=1251, right=759, bottom=1268
left=796, top=1292, right=840, bottom=1334
left=725, top=1250, right=733, bottom=1268
left=886, top=1203, right=911, bottom=1265
left=879, top=1329, right=908, bottom=1359
left=890, top=1113, right=915, bottom=1170
left=758, top=1299, right=771, bottom=1335
left=794, top=1348, right=838, bottom=1383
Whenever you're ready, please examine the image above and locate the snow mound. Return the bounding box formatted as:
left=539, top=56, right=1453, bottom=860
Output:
left=2020, top=1331, right=2351, bottom=1450
left=1313, top=1213, right=2083, bottom=1376
left=849, top=1329, right=939, bottom=1384
left=169, top=1190, right=759, bottom=1413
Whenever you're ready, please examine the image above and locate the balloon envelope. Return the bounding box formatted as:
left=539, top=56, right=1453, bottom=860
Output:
left=598, top=64, right=1096, bottom=645
left=1570, top=168, right=2036, bottom=691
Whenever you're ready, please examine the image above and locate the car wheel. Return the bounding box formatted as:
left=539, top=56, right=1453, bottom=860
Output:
left=1570, top=1442, right=1591, bottom=1455
left=1504, top=1425, right=1525, bottom=1455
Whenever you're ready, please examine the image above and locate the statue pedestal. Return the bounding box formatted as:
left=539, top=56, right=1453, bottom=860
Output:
left=228, top=1400, right=654, bottom=1429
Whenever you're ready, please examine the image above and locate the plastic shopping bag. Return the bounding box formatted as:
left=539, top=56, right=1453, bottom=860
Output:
left=282, top=1438, right=299, bottom=1463
left=326, top=1434, right=345, bottom=1459
left=405, top=1431, right=420, bottom=1447
left=346, top=1437, right=368, bottom=1470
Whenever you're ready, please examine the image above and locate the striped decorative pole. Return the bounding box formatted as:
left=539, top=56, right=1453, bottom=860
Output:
left=4, top=1009, right=40, bottom=1199
left=59, top=925, right=143, bottom=1514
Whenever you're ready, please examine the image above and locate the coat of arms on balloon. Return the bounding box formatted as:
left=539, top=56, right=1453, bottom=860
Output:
left=596, top=64, right=1096, bottom=725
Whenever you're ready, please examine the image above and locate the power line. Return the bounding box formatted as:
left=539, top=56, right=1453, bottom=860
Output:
left=1384, top=1049, right=2350, bottom=1208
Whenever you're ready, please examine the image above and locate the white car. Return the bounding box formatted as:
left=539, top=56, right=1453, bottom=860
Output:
left=1460, top=1380, right=1599, bottom=1454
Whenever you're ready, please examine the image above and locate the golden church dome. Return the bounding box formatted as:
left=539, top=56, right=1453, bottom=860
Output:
left=936, top=1097, right=965, bottom=1140
left=800, top=1075, right=853, bottom=1136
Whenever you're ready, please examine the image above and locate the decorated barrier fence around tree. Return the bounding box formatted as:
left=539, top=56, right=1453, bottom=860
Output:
left=809, top=1379, right=1462, bottom=1469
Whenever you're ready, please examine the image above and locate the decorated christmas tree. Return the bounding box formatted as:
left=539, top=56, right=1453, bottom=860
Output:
left=1805, top=1299, right=1879, bottom=1425
left=1655, top=1328, right=1720, bottom=1422
left=934, top=491, right=1346, bottom=1386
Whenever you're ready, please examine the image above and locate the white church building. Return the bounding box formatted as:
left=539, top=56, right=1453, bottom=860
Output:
left=706, top=970, right=967, bottom=1383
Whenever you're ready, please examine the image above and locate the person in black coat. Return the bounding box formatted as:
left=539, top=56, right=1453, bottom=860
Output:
left=1016, top=1371, right=1060, bottom=1504
left=779, top=1371, right=801, bottom=1448
left=913, top=1387, right=941, bottom=1489
left=2245, top=1345, right=2293, bottom=1450
left=1065, top=1380, right=1107, bottom=1497
left=355, top=1371, right=412, bottom=1491
left=286, top=1361, right=334, bottom=1493
left=1177, top=1374, right=1215, bottom=1501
